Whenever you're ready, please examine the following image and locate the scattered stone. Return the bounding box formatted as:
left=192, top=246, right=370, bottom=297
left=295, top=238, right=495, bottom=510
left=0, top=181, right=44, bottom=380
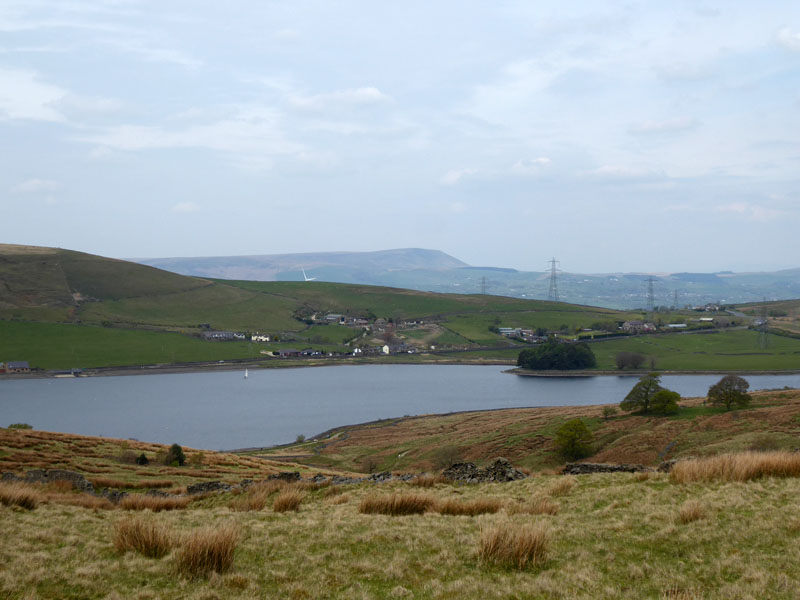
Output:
left=98, top=488, right=128, bottom=503
left=267, top=471, right=301, bottom=483
left=186, top=481, right=232, bottom=495
left=144, top=489, right=170, bottom=497
left=19, top=469, right=94, bottom=492
left=562, top=463, right=651, bottom=475
left=443, top=459, right=527, bottom=483
left=657, top=459, right=679, bottom=473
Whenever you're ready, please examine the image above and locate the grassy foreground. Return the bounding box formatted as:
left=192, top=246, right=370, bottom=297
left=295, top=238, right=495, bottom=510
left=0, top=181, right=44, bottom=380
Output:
left=3, top=463, right=800, bottom=598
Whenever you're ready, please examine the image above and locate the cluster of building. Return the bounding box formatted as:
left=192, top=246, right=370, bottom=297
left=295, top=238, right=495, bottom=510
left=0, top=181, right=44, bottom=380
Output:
left=0, top=361, right=31, bottom=374
left=497, top=328, right=546, bottom=342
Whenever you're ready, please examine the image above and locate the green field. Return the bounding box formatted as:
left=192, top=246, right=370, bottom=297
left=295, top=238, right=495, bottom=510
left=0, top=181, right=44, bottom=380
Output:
left=590, top=329, right=800, bottom=371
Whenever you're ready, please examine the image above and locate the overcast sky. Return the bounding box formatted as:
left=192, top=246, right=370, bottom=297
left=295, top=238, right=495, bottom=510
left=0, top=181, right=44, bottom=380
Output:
left=1, top=1, right=799, bottom=273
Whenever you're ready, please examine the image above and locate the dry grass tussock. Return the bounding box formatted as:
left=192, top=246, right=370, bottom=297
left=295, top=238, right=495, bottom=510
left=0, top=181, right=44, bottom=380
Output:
left=0, top=482, right=43, bottom=510
left=359, top=492, right=436, bottom=516
left=546, top=476, right=576, bottom=497
left=436, top=497, right=503, bottom=516
left=478, top=521, right=551, bottom=570
left=326, top=493, right=350, bottom=505
left=228, top=481, right=284, bottom=512
left=48, top=493, right=114, bottom=510
left=113, top=516, right=174, bottom=558
left=175, top=524, right=239, bottom=579
left=120, top=494, right=190, bottom=512
left=677, top=500, right=707, bottom=524
left=408, top=474, right=450, bottom=487
left=273, top=489, right=304, bottom=512
left=670, top=451, right=800, bottom=483
left=507, top=496, right=559, bottom=516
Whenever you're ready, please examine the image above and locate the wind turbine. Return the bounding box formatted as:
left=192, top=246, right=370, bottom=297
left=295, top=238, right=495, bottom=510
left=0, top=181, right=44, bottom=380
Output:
left=302, top=268, right=316, bottom=282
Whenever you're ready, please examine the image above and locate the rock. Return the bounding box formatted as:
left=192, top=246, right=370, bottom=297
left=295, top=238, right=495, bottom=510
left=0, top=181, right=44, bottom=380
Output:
left=561, top=463, right=651, bottom=475
left=144, top=489, right=170, bottom=497
left=21, top=469, right=94, bottom=492
left=186, top=481, right=232, bottom=495
left=367, top=471, right=393, bottom=483
left=657, top=459, right=679, bottom=473
left=98, top=488, right=128, bottom=503
left=443, top=459, right=528, bottom=483
left=267, top=471, right=301, bottom=483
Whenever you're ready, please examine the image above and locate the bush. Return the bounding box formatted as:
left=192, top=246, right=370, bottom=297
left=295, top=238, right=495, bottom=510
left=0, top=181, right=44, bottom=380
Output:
left=650, top=389, right=680, bottom=415
left=553, top=420, right=593, bottom=460
left=7, top=423, right=32, bottom=430
left=113, top=516, right=174, bottom=558
left=164, top=444, right=186, bottom=467
left=478, top=522, right=551, bottom=570
left=601, top=406, right=618, bottom=421
left=517, top=341, right=596, bottom=371
left=136, top=453, right=149, bottom=466
left=175, top=525, right=239, bottom=579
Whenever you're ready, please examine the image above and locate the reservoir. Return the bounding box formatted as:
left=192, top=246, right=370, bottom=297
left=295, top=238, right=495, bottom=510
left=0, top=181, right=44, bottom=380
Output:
left=1, top=365, right=798, bottom=450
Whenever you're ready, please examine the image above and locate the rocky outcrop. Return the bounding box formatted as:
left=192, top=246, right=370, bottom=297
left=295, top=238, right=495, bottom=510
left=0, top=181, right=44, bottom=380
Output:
left=561, top=463, right=651, bottom=475
left=443, top=459, right=528, bottom=483
left=2, top=469, right=94, bottom=492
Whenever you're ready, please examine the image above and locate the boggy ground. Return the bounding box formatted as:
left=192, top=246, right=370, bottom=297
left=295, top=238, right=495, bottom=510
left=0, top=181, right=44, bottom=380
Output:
left=258, top=389, right=800, bottom=473
left=3, top=468, right=800, bottom=599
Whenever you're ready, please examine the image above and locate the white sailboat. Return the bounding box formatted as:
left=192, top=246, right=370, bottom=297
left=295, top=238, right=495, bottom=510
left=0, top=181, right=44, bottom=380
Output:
left=244, top=368, right=248, bottom=379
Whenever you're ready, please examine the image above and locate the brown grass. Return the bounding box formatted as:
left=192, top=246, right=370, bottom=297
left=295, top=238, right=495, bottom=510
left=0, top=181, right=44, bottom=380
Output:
left=546, top=476, right=576, bottom=497
left=326, top=493, right=350, bottom=505
left=113, top=516, right=174, bottom=558
left=435, top=497, right=503, bottom=516
left=229, top=482, right=279, bottom=512
left=90, top=476, right=175, bottom=490
left=0, top=482, right=44, bottom=510
left=120, top=494, right=191, bottom=512
left=408, top=474, right=450, bottom=487
left=507, top=496, right=559, bottom=516
left=670, top=451, right=800, bottom=483
left=677, top=500, right=707, bottom=524
left=273, top=489, right=304, bottom=513
left=47, top=493, right=115, bottom=510
left=175, top=525, right=239, bottom=579
left=359, top=492, right=436, bottom=516
left=478, top=521, right=551, bottom=570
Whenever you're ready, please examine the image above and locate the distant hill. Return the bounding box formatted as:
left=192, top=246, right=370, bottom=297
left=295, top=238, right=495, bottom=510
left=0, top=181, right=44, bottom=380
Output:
left=134, top=248, right=800, bottom=309
left=136, top=248, right=467, bottom=282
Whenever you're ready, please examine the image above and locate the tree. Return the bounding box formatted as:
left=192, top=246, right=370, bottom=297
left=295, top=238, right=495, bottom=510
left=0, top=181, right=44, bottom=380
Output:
left=135, top=453, right=149, bottom=466
left=602, top=406, right=618, bottom=421
left=554, top=419, right=593, bottom=460
left=620, top=373, right=663, bottom=413
left=708, top=375, right=751, bottom=411
left=164, top=443, right=186, bottom=466
left=615, top=352, right=645, bottom=370
left=650, top=389, right=680, bottom=415
left=517, top=341, right=596, bottom=371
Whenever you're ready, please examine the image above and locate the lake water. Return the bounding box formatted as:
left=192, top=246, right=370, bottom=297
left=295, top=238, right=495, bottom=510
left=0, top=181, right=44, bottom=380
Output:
left=2, top=365, right=799, bottom=450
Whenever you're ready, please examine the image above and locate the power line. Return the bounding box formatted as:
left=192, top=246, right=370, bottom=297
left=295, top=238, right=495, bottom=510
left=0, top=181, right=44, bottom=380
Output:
left=547, top=258, right=560, bottom=302
left=645, top=277, right=656, bottom=313
left=480, top=276, right=487, bottom=295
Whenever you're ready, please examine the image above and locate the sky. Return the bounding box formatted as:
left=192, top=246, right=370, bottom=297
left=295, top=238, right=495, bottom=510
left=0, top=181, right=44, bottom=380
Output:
left=1, top=1, right=799, bottom=274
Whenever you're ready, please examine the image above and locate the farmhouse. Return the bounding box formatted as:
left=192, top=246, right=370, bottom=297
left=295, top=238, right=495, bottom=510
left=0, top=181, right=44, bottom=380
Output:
left=202, top=331, right=235, bottom=341
left=6, top=361, right=31, bottom=374
left=277, top=348, right=301, bottom=358
left=251, top=334, right=270, bottom=342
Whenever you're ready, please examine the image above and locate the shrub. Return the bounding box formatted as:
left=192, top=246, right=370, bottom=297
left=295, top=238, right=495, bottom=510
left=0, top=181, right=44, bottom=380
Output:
left=7, top=423, right=32, bottom=430
left=113, top=516, right=174, bottom=558
left=601, top=406, right=618, bottom=421
left=273, top=489, right=304, bottom=512
left=650, top=389, right=680, bottom=415
left=478, top=522, right=551, bottom=570
left=120, top=494, right=191, bottom=512
left=670, top=452, right=800, bottom=483
left=677, top=500, right=706, bottom=524
left=175, top=525, right=239, bottom=579
left=136, top=453, right=149, bottom=466
left=359, top=492, right=436, bottom=516
left=435, top=497, right=503, bottom=516
left=0, top=482, right=43, bottom=510
left=164, top=444, right=186, bottom=467
left=553, top=419, right=593, bottom=460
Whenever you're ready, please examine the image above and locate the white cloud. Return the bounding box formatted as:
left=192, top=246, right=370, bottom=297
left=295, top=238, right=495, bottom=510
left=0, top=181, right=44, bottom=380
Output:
left=440, top=169, right=477, bottom=186
left=777, top=27, right=800, bottom=52
left=0, top=68, right=66, bottom=121
left=11, top=179, right=61, bottom=193
left=511, top=157, right=551, bottom=174
left=715, top=202, right=785, bottom=222
left=171, top=202, right=200, bottom=214
left=288, top=87, right=392, bottom=111
left=629, top=117, right=698, bottom=135
left=58, top=94, right=123, bottom=115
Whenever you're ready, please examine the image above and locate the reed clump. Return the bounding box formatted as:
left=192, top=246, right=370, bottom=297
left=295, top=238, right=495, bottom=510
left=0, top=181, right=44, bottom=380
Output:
left=0, top=482, right=44, bottom=510
left=273, top=489, right=304, bottom=512
left=120, top=494, right=191, bottom=512
left=359, top=492, right=436, bottom=516
left=113, top=516, right=174, bottom=558
left=435, top=497, right=503, bottom=516
left=507, top=496, right=559, bottom=516
left=478, top=521, right=551, bottom=570
left=677, top=500, right=707, bottom=524
left=546, top=476, right=576, bottom=497
left=670, top=452, right=800, bottom=483
left=175, top=525, right=239, bottom=579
